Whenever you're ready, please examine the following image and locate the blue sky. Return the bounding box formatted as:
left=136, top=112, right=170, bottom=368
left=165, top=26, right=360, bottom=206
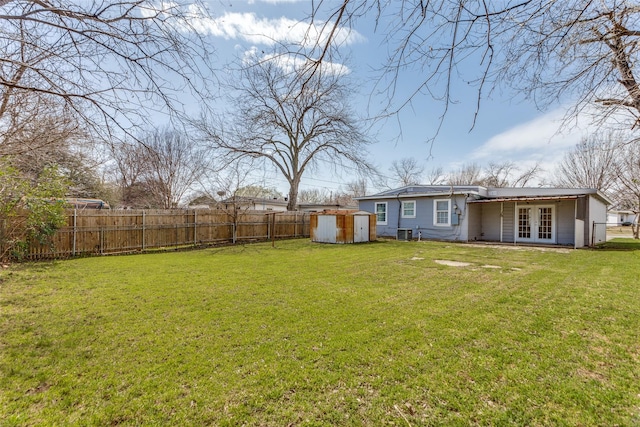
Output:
left=193, top=0, right=597, bottom=194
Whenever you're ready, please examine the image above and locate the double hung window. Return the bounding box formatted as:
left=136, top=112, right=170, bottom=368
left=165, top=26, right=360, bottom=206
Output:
left=401, top=201, right=416, bottom=218
left=433, top=199, right=451, bottom=226
left=375, top=202, right=387, bottom=225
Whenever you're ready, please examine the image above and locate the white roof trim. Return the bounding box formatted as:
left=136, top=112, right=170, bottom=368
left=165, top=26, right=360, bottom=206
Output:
left=355, top=191, right=480, bottom=201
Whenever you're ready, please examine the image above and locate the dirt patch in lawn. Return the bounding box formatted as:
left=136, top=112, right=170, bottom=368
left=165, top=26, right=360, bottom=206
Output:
left=434, top=260, right=504, bottom=269
left=435, top=260, right=472, bottom=267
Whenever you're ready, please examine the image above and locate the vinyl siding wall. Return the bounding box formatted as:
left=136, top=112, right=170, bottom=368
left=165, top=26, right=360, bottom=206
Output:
left=359, top=195, right=468, bottom=240
left=589, top=195, right=608, bottom=245
left=556, top=200, right=576, bottom=245
left=480, top=203, right=502, bottom=242
left=467, top=203, right=482, bottom=241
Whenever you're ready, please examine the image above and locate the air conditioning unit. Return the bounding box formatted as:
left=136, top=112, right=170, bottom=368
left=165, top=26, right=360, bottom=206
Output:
left=397, top=228, right=413, bottom=241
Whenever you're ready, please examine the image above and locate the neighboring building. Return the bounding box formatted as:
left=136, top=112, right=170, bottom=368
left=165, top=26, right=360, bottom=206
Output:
left=220, top=196, right=289, bottom=211
left=357, top=185, right=612, bottom=248
left=607, top=209, right=638, bottom=226
left=66, top=198, right=110, bottom=209
left=189, top=199, right=358, bottom=212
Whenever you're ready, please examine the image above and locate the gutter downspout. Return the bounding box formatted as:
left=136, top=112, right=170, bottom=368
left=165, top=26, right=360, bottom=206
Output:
left=396, top=190, right=409, bottom=230
left=397, top=192, right=402, bottom=229
left=574, top=199, right=577, bottom=249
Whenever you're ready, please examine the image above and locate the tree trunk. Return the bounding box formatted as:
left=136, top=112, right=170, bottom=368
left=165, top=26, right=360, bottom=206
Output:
left=287, top=176, right=301, bottom=211
left=631, top=195, right=640, bottom=239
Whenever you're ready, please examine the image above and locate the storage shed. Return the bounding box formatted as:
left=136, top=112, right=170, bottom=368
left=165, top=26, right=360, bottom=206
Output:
left=310, top=210, right=376, bottom=244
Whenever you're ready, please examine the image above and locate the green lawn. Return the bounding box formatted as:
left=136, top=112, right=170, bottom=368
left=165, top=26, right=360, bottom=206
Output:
left=1, top=239, right=639, bottom=426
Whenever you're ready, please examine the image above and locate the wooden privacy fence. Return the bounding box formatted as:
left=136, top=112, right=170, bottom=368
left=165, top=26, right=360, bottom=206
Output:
left=21, top=209, right=310, bottom=260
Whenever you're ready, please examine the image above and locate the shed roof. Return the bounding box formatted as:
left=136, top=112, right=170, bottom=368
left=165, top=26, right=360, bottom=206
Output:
left=311, top=209, right=373, bottom=215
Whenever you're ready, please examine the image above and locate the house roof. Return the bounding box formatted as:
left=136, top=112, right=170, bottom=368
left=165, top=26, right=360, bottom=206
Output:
left=355, top=185, right=485, bottom=201
left=221, top=196, right=288, bottom=206
left=608, top=209, right=637, bottom=214
left=356, top=185, right=613, bottom=205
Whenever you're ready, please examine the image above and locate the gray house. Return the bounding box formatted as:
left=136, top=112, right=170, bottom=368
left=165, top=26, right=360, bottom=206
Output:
left=357, top=185, right=612, bottom=247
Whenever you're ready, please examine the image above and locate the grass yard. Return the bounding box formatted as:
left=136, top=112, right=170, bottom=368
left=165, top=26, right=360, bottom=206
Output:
left=1, top=239, right=639, bottom=426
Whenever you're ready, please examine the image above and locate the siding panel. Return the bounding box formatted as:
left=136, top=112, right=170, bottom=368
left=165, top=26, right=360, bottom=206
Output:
left=502, top=202, right=515, bottom=242
left=480, top=203, right=501, bottom=241
left=556, top=200, right=575, bottom=245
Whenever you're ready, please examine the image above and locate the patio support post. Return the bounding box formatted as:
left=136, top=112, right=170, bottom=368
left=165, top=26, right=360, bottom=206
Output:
left=142, top=211, right=146, bottom=250
left=514, top=202, right=518, bottom=245
left=574, top=199, right=578, bottom=249
left=500, top=203, right=503, bottom=243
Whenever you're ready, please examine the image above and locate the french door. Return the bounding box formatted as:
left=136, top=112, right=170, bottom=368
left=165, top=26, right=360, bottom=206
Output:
left=517, top=205, right=555, bottom=243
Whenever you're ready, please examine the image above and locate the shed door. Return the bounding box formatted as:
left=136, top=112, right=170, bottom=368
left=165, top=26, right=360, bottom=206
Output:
left=353, top=215, right=369, bottom=243
left=316, top=215, right=337, bottom=243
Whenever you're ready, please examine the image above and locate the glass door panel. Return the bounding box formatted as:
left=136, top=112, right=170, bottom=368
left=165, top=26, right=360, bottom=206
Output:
left=538, top=207, right=553, bottom=240
left=518, top=208, right=531, bottom=239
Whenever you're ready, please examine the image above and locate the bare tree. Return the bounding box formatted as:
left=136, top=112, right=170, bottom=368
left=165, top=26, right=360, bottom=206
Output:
left=0, top=96, right=115, bottom=202
left=389, top=158, right=424, bottom=187
left=108, top=140, right=152, bottom=208
left=201, top=51, right=374, bottom=211
left=0, top=93, right=79, bottom=157
left=482, top=162, right=517, bottom=188
left=483, top=161, right=542, bottom=188
left=108, top=128, right=211, bottom=208
left=235, top=186, right=283, bottom=200
left=613, top=143, right=640, bottom=239
left=309, top=1, right=640, bottom=136
left=447, top=163, right=483, bottom=186
left=344, top=179, right=368, bottom=198
left=425, top=167, right=447, bottom=185
left=512, top=163, right=543, bottom=188
left=553, top=134, right=620, bottom=192
left=0, top=0, right=217, bottom=139
left=298, top=180, right=366, bottom=207
left=141, top=128, right=211, bottom=209
left=298, top=188, right=331, bottom=204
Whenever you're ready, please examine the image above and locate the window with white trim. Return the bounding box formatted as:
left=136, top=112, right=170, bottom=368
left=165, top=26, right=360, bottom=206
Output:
left=375, top=202, right=387, bottom=225
left=401, top=200, right=416, bottom=218
left=433, top=199, right=451, bottom=226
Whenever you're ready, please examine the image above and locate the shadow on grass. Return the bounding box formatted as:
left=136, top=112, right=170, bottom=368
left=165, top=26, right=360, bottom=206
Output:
left=596, top=238, right=640, bottom=251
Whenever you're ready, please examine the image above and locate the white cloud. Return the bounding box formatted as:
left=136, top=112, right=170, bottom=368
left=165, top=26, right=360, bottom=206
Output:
left=242, top=47, right=351, bottom=76
left=466, top=108, right=599, bottom=184
left=471, top=108, right=586, bottom=162
left=188, top=11, right=365, bottom=48
left=248, top=0, right=305, bottom=3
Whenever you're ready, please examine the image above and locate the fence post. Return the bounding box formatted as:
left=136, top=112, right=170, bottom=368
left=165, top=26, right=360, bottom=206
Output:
left=193, top=209, right=197, bottom=246
left=272, top=212, right=276, bottom=247
left=72, top=209, right=77, bottom=257
left=142, top=211, right=146, bottom=250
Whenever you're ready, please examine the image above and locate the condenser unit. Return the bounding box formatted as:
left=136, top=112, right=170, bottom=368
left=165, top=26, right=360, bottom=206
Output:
left=397, top=228, right=413, bottom=241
